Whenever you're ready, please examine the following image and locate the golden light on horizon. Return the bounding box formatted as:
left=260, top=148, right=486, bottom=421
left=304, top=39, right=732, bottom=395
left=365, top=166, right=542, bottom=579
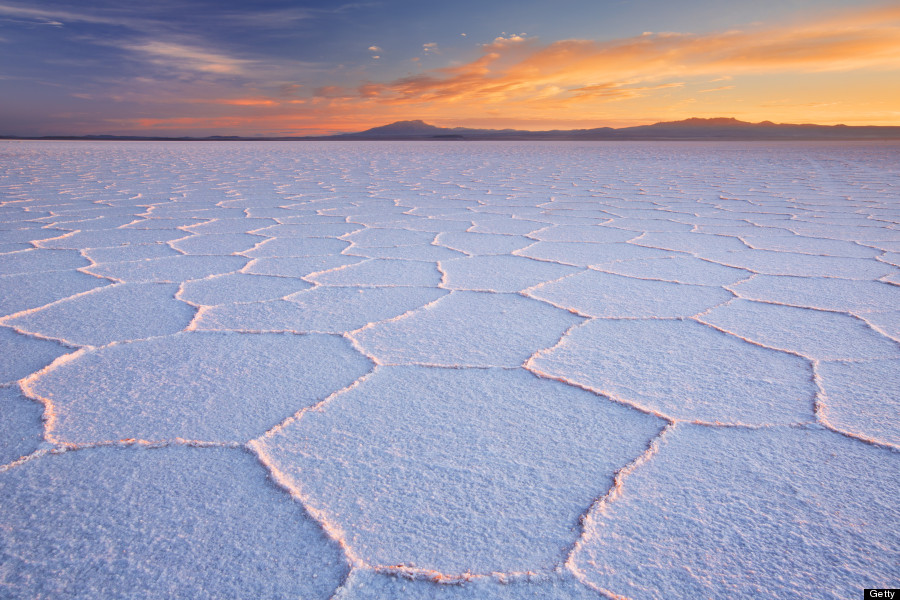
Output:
left=3, top=1, right=900, bottom=136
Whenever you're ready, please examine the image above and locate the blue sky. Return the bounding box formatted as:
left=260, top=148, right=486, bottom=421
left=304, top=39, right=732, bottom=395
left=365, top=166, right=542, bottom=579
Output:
left=2, top=0, right=898, bottom=135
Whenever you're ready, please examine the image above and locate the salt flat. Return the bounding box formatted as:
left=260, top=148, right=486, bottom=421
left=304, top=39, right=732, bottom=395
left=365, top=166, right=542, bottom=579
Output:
left=0, top=140, right=898, bottom=599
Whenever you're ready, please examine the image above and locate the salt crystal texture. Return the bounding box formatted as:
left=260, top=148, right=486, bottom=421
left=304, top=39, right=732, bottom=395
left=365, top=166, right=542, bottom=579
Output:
left=1, top=140, right=898, bottom=598
left=0, top=325, right=70, bottom=384
left=257, top=366, right=664, bottom=573
left=0, top=446, right=348, bottom=599
left=0, top=386, right=43, bottom=464
left=27, top=331, right=372, bottom=443
left=571, top=425, right=900, bottom=599
left=5, top=283, right=194, bottom=346
left=354, top=290, right=583, bottom=366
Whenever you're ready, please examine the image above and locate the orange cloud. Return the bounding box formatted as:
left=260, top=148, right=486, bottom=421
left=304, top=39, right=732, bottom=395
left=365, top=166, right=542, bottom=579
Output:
left=208, top=98, right=279, bottom=107
left=567, top=81, right=685, bottom=101
left=130, top=116, right=245, bottom=129
left=355, top=4, right=900, bottom=109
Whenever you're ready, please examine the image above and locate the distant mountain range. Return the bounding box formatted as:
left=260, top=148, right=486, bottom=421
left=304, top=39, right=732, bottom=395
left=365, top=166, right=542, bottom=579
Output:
left=336, top=118, right=900, bottom=141
left=5, top=118, right=900, bottom=141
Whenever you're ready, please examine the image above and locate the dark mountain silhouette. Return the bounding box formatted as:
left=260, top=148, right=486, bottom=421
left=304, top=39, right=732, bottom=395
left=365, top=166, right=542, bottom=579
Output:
left=608, top=118, right=900, bottom=140
left=5, top=117, right=900, bottom=141
left=351, top=120, right=450, bottom=136
left=333, top=118, right=900, bottom=140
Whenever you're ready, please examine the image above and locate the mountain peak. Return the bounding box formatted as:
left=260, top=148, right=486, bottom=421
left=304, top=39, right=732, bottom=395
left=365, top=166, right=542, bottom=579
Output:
left=356, top=120, right=445, bottom=135
left=649, top=117, right=754, bottom=127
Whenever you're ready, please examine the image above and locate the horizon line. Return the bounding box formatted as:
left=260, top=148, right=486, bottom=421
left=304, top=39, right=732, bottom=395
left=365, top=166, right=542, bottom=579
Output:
left=5, top=116, right=900, bottom=141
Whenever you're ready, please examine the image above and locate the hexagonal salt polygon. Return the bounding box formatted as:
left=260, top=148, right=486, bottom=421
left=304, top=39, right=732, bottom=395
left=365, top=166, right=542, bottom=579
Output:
left=257, top=366, right=664, bottom=574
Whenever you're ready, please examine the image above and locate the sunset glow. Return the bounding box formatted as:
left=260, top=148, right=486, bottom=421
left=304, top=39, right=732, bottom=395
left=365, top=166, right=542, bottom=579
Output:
left=2, top=0, right=899, bottom=136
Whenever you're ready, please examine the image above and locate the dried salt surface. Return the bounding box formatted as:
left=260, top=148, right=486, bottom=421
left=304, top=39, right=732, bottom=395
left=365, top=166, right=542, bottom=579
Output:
left=699, top=299, right=900, bottom=360
left=518, top=240, right=672, bottom=266
left=529, top=319, right=814, bottom=424
left=435, top=231, right=535, bottom=255
left=397, top=217, right=473, bottom=233
left=82, top=242, right=181, bottom=263
left=859, top=311, right=900, bottom=342
left=0, top=270, right=109, bottom=316
left=333, top=570, right=604, bottom=599
left=242, top=236, right=351, bottom=257
left=0, top=242, right=32, bottom=253
left=606, top=217, right=694, bottom=232
left=183, top=217, right=276, bottom=234
left=529, top=225, right=637, bottom=244
left=4, top=283, right=194, bottom=346
left=353, top=291, right=582, bottom=367
left=178, top=273, right=311, bottom=305
left=739, top=234, right=883, bottom=258
left=2, top=141, right=899, bottom=598
left=344, top=227, right=437, bottom=247
left=570, top=425, right=900, bottom=599
left=882, top=271, right=900, bottom=285
left=529, top=270, right=732, bottom=318
left=0, top=326, right=70, bottom=384
left=196, top=286, right=447, bottom=333
left=0, top=386, right=43, bottom=465
left=469, top=217, right=547, bottom=235
left=48, top=215, right=137, bottom=231
left=701, top=249, right=895, bottom=279
left=308, top=258, right=442, bottom=287
left=632, top=231, right=751, bottom=254
left=0, top=248, right=90, bottom=276
left=27, top=332, right=372, bottom=443
left=35, top=228, right=186, bottom=249
left=169, top=232, right=264, bottom=255
left=244, top=254, right=363, bottom=277
left=257, top=366, right=663, bottom=574
left=254, top=222, right=364, bottom=238
left=442, top=254, right=581, bottom=292
left=593, top=255, right=751, bottom=286
left=732, top=275, right=899, bottom=312
left=345, top=243, right=466, bottom=261
left=0, top=446, right=348, bottom=599
left=85, top=255, right=248, bottom=283
left=817, top=360, right=900, bottom=447
left=0, top=227, right=72, bottom=246
left=122, top=217, right=207, bottom=230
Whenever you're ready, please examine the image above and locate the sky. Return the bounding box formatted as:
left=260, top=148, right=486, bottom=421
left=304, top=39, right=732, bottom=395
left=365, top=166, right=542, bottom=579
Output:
left=1, top=0, right=899, bottom=136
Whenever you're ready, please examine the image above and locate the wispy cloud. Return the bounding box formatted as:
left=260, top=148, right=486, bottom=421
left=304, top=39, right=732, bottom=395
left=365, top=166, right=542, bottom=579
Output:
left=314, top=85, right=353, bottom=98
left=278, top=83, right=303, bottom=96
left=0, top=2, right=260, bottom=80
left=216, top=7, right=313, bottom=28
left=121, top=40, right=252, bottom=75
left=203, top=98, right=279, bottom=107
left=0, top=3, right=147, bottom=28
left=0, top=1, right=374, bottom=30
left=489, top=33, right=528, bottom=46
left=569, top=81, right=684, bottom=101
left=0, top=16, right=62, bottom=27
